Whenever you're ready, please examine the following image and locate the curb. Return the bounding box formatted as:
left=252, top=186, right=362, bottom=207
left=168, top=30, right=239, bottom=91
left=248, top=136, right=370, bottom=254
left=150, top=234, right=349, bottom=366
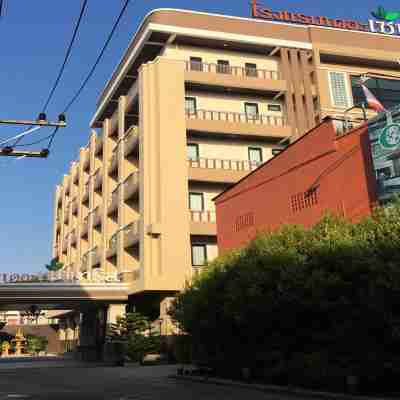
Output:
left=170, top=374, right=395, bottom=400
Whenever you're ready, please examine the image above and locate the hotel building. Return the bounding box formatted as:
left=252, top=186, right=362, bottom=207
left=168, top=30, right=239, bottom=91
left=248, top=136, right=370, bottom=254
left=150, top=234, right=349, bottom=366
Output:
left=52, top=8, right=400, bottom=319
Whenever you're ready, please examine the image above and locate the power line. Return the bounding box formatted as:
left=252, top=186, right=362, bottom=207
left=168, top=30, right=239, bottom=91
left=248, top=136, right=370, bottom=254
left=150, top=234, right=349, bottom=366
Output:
left=47, top=0, right=131, bottom=150
left=10, top=0, right=88, bottom=150
left=63, top=0, right=131, bottom=113
left=13, top=133, right=55, bottom=148
left=42, top=0, right=88, bottom=113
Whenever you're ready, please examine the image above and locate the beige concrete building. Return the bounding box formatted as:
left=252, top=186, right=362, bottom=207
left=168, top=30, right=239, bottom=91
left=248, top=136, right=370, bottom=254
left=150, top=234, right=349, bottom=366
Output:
left=52, top=8, right=400, bottom=322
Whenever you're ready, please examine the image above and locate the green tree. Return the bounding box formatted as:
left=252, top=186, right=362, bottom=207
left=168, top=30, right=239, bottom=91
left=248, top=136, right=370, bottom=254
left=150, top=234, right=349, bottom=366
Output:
left=107, top=312, right=161, bottom=362
left=45, top=258, right=64, bottom=272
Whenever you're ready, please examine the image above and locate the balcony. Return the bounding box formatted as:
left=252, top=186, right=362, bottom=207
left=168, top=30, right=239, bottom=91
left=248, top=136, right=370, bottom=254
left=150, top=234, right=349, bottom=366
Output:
left=190, top=210, right=217, bottom=236
left=95, top=136, right=103, bottom=155
left=81, top=250, right=90, bottom=271
left=186, top=109, right=290, bottom=139
left=124, top=126, right=139, bottom=156
left=63, top=203, right=70, bottom=222
left=188, top=157, right=260, bottom=184
left=123, top=172, right=139, bottom=201
left=91, top=246, right=102, bottom=267
left=91, top=206, right=102, bottom=228
left=70, top=228, right=77, bottom=245
left=107, top=231, right=118, bottom=258
left=71, top=196, right=78, bottom=215
left=82, top=149, right=90, bottom=171
left=93, top=167, right=103, bottom=191
left=109, top=150, right=118, bottom=174
left=123, top=221, right=140, bottom=248
left=185, top=61, right=287, bottom=94
left=82, top=181, right=89, bottom=203
left=108, top=186, right=119, bottom=215
left=62, top=239, right=68, bottom=253
left=81, top=215, right=89, bottom=238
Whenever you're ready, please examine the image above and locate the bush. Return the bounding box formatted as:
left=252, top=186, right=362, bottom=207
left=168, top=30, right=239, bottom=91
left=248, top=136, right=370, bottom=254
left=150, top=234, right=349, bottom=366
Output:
left=26, top=335, right=48, bottom=355
left=169, top=200, right=400, bottom=393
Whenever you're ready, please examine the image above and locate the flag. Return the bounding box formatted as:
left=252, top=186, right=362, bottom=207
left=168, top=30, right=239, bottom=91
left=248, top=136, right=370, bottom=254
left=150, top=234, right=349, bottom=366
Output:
left=361, top=83, right=386, bottom=113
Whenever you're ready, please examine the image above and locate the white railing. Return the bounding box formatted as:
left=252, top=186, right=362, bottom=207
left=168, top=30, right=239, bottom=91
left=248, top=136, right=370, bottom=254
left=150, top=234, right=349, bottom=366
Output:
left=186, top=109, right=286, bottom=127
left=185, top=61, right=281, bottom=80
left=188, top=157, right=261, bottom=171
left=190, top=210, right=216, bottom=223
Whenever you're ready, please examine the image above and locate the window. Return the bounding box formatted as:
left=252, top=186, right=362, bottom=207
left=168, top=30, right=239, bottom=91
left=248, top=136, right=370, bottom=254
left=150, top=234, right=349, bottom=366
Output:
left=189, top=192, right=204, bottom=211
left=245, top=102, right=259, bottom=119
left=351, top=76, right=400, bottom=110
left=376, top=167, right=392, bottom=180
left=268, top=104, right=282, bottom=112
left=217, top=60, right=230, bottom=74
left=192, top=244, right=207, bottom=266
left=245, top=63, right=257, bottom=77
left=272, top=148, right=283, bottom=156
left=190, top=57, right=203, bottom=71
left=248, top=147, right=263, bottom=164
left=187, top=143, right=199, bottom=161
left=329, top=71, right=350, bottom=108
left=185, top=97, right=197, bottom=114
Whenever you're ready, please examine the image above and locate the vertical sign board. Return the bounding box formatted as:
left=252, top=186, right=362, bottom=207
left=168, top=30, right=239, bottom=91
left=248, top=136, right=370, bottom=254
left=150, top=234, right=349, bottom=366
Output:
left=368, top=106, right=400, bottom=201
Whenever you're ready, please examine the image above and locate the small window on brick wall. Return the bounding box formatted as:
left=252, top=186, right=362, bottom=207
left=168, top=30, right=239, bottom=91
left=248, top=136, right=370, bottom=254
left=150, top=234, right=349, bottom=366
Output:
left=234, top=212, right=255, bottom=232
left=291, top=187, right=319, bottom=213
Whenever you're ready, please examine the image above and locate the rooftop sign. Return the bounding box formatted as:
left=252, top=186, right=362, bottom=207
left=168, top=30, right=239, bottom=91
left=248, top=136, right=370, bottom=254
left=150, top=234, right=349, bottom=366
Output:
left=251, top=2, right=400, bottom=36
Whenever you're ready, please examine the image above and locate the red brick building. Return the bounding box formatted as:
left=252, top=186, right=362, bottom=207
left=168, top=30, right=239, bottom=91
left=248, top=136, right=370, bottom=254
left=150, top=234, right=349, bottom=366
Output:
left=214, top=118, right=379, bottom=253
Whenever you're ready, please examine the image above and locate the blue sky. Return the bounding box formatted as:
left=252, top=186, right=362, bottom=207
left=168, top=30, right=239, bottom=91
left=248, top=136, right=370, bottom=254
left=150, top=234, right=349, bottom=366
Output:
left=0, top=0, right=397, bottom=273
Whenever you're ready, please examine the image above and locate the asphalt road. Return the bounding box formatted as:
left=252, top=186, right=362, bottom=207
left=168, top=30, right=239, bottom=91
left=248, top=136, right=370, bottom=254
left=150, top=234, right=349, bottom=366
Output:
left=0, top=359, right=311, bottom=400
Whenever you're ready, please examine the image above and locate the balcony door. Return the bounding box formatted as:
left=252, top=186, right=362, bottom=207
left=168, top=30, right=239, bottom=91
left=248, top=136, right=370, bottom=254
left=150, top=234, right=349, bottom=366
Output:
left=217, top=60, right=231, bottom=74
left=245, top=102, right=259, bottom=120
left=248, top=147, right=263, bottom=165
left=185, top=97, right=197, bottom=115
left=190, top=57, right=203, bottom=71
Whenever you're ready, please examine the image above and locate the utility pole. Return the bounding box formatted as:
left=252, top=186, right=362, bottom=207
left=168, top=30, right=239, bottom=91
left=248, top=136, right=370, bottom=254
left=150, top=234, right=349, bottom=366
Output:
left=0, top=113, right=66, bottom=158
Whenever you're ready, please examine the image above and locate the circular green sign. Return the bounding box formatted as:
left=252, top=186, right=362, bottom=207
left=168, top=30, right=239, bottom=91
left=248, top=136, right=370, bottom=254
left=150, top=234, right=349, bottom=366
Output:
left=379, top=124, right=400, bottom=149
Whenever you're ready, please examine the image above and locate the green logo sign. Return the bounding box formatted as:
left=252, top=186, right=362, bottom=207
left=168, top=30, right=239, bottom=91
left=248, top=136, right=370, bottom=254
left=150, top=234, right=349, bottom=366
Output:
left=379, top=124, right=400, bottom=149
left=372, top=6, right=400, bottom=21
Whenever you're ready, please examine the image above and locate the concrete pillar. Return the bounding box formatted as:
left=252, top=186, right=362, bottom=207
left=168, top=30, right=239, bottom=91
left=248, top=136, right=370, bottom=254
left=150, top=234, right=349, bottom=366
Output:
left=107, top=304, right=126, bottom=325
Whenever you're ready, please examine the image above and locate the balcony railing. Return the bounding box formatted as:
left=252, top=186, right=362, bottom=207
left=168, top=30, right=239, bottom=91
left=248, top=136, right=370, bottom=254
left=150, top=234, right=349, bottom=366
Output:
left=109, top=151, right=118, bottom=174
left=82, top=181, right=89, bottom=202
left=90, top=206, right=102, bottom=227
left=91, top=246, right=102, bottom=266
left=81, top=215, right=89, bottom=237
left=108, top=185, right=120, bottom=214
left=185, top=61, right=281, bottom=80
left=186, top=109, right=286, bottom=127
left=190, top=210, right=216, bottom=223
left=123, top=221, right=140, bottom=248
left=124, top=126, right=139, bottom=156
left=81, top=250, right=90, bottom=271
left=124, top=172, right=139, bottom=200
left=71, top=196, right=78, bottom=215
left=70, top=228, right=77, bottom=245
left=92, top=167, right=103, bottom=190
left=188, top=157, right=261, bottom=172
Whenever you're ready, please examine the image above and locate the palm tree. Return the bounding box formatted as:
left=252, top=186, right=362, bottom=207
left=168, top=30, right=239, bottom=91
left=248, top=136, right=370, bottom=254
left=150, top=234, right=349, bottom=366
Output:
left=45, top=258, right=64, bottom=272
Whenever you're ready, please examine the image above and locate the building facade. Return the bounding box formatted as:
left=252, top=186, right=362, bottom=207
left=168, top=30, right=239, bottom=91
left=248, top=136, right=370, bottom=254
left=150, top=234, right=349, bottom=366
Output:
left=52, top=8, right=400, bottom=317
left=214, top=117, right=379, bottom=252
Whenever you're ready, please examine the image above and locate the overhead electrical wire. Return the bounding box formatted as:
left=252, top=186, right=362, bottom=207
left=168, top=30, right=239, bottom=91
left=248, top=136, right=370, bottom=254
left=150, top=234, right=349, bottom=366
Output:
left=46, top=0, right=132, bottom=150
left=9, top=0, right=88, bottom=149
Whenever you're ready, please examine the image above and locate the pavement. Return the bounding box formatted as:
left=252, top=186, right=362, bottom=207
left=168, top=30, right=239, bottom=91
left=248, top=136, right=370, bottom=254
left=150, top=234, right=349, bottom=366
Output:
left=0, top=358, right=315, bottom=400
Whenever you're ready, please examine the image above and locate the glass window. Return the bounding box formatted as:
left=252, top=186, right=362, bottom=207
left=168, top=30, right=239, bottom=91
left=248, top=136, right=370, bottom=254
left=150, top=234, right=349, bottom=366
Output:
left=351, top=76, right=400, bottom=110
left=329, top=71, right=350, bottom=108
left=248, top=147, right=263, bottom=164
left=190, top=57, right=203, bottom=71
left=245, top=63, right=257, bottom=77
left=268, top=104, right=282, bottom=112
left=189, top=192, right=204, bottom=211
left=187, top=143, right=199, bottom=161
left=185, top=97, right=197, bottom=114
left=192, top=244, right=207, bottom=266
left=217, top=60, right=230, bottom=74
left=245, top=103, right=259, bottom=118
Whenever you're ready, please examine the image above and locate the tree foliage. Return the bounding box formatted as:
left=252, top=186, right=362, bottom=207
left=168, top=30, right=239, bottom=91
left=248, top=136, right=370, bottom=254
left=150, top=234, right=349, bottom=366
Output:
left=169, top=200, right=400, bottom=390
left=26, top=335, right=48, bottom=355
left=107, top=312, right=161, bottom=362
left=45, top=258, right=64, bottom=272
